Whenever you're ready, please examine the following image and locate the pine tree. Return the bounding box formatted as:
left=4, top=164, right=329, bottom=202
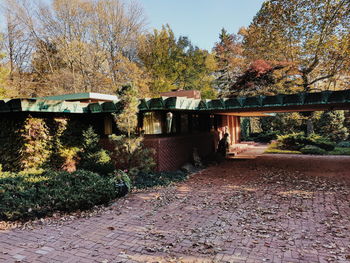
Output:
left=115, top=85, right=139, bottom=137
left=79, top=126, right=114, bottom=175
left=110, top=85, right=155, bottom=177
left=316, top=111, right=349, bottom=142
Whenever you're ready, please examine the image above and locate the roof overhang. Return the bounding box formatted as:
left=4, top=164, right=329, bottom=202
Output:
left=36, top=92, right=119, bottom=102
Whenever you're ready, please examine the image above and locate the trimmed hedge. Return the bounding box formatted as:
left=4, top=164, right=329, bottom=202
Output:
left=0, top=170, right=126, bottom=221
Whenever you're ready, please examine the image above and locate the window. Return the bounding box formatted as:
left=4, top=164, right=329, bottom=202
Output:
left=143, top=112, right=163, bottom=134
left=104, top=116, right=113, bottom=135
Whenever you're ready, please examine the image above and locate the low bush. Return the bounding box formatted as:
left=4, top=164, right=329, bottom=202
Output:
left=265, top=142, right=301, bottom=154
left=308, top=134, right=336, bottom=151
left=337, top=141, right=350, bottom=148
left=277, top=133, right=335, bottom=151
left=300, top=145, right=326, bottom=155
left=0, top=170, right=127, bottom=221
left=78, top=126, right=115, bottom=176
left=134, top=170, right=188, bottom=189
left=329, top=147, right=350, bottom=155
left=109, top=134, right=155, bottom=177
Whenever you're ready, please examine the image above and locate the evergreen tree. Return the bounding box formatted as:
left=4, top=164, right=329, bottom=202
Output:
left=79, top=126, right=114, bottom=176
left=110, top=85, right=155, bottom=177
left=316, top=111, right=349, bottom=142
left=115, top=85, right=139, bottom=137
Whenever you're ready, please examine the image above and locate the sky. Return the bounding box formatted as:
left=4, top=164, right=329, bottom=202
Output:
left=140, top=0, right=265, bottom=51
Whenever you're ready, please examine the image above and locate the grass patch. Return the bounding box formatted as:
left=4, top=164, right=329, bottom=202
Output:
left=265, top=142, right=301, bottom=154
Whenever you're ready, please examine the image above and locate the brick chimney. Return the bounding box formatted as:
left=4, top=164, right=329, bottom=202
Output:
left=160, top=90, right=201, bottom=99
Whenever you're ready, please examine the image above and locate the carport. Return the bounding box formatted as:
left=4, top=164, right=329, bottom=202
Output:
left=139, top=89, right=350, bottom=170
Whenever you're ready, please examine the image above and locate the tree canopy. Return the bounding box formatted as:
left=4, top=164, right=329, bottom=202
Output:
left=241, top=0, right=350, bottom=93
left=138, top=25, right=217, bottom=98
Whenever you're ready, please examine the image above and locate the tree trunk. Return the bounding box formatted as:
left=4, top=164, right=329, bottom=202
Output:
left=306, top=118, right=314, bottom=136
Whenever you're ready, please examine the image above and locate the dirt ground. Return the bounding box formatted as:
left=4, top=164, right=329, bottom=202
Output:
left=1, top=154, right=350, bottom=263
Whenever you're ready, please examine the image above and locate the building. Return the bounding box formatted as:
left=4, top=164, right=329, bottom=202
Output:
left=1, top=89, right=350, bottom=171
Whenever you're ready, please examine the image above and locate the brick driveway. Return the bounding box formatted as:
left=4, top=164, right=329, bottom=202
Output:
left=1, top=155, right=350, bottom=263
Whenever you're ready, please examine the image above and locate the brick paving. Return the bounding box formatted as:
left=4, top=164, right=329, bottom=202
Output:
left=1, top=155, right=350, bottom=263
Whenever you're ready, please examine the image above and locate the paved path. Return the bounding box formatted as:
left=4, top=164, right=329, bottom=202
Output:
left=1, top=155, right=350, bottom=263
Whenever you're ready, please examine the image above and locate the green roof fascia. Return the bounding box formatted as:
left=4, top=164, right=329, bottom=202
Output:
left=198, top=99, right=210, bottom=110
left=163, top=96, right=189, bottom=109
left=283, top=93, right=305, bottom=105
left=207, top=99, right=225, bottom=110
left=148, top=98, right=165, bottom=110
left=101, top=101, right=118, bottom=112
left=139, top=98, right=151, bottom=110
left=88, top=102, right=103, bottom=113
left=243, top=96, right=264, bottom=107
left=0, top=100, right=11, bottom=112
left=262, top=95, right=284, bottom=107
left=327, top=90, right=350, bottom=104
left=188, top=99, right=201, bottom=110
left=224, top=97, right=245, bottom=109
left=163, top=97, right=177, bottom=109
left=5, top=99, right=88, bottom=113
left=304, top=91, right=330, bottom=105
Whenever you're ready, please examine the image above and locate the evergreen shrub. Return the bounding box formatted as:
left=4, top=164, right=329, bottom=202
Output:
left=0, top=170, right=124, bottom=221
left=300, top=145, right=326, bottom=155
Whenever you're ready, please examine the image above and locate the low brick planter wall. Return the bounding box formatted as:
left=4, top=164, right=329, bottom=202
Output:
left=144, top=133, right=215, bottom=171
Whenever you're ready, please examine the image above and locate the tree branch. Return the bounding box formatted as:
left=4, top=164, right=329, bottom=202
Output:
left=309, top=74, right=335, bottom=86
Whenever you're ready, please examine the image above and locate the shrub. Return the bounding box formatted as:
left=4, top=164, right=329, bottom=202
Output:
left=308, top=134, right=335, bottom=151
left=277, top=133, right=335, bottom=151
left=110, top=84, right=156, bottom=178
left=265, top=142, right=301, bottom=154
left=0, top=170, right=124, bottom=221
left=316, top=110, right=349, bottom=142
left=78, top=126, right=115, bottom=176
left=277, top=133, right=308, bottom=151
left=0, top=117, right=52, bottom=172
left=109, top=135, right=155, bottom=177
left=337, top=141, right=350, bottom=148
left=300, top=145, right=326, bottom=155
left=329, top=147, right=350, bottom=155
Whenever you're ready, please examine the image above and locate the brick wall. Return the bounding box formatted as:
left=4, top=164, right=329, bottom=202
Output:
left=143, top=133, right=215, bottom=171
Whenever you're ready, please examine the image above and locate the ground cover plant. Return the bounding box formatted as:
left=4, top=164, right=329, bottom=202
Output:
left=266, top=133, right=350, bottom=155
left=0, top=170, right=127, bottom=221
left=0, top=123, right=132, bottom=221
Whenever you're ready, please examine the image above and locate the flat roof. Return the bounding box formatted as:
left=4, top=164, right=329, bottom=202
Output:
left=37, top=92, right=119, bottom=102
left=1, top=89, right=350, bottom=115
